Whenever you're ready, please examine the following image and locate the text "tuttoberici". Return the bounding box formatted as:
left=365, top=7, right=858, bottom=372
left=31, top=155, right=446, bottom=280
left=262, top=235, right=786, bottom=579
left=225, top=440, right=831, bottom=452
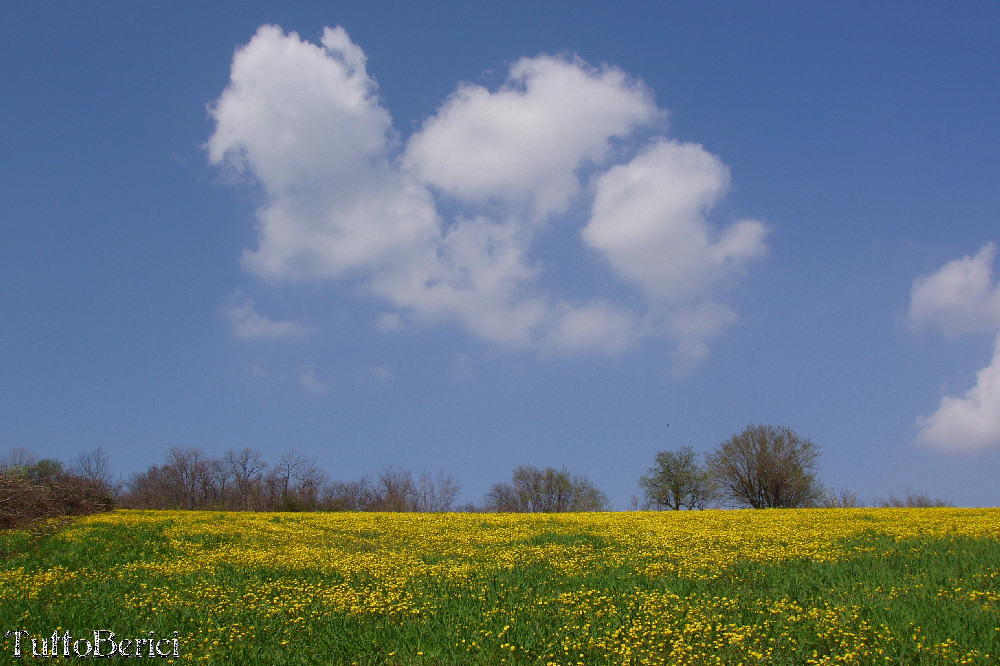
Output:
left=5, top=629, right=180, bottom=658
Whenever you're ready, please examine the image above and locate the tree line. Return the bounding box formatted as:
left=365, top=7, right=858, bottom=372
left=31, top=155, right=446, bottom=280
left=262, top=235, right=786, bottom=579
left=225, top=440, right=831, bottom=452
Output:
left=116, top=447, right=611, bottom=513
left=116, top=447, right=464, bottom=513
left=2, top=423, right=952, bottom=528
left=636, top=424, right=952, bottom=510
left=0, top=445, right=609, bottom=521
left=638, top=424, right=823, bottom=510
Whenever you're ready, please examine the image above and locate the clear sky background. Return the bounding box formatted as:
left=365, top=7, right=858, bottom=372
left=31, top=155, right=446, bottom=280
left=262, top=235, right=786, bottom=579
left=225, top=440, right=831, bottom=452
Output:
left=3, top=2, right=999, bottom=508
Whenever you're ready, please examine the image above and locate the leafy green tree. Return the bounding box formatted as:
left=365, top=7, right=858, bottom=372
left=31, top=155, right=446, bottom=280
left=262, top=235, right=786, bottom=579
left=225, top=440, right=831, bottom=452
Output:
left=639, top=446, right=713, bottom=510
left=707, top=424, right=821, bottom=508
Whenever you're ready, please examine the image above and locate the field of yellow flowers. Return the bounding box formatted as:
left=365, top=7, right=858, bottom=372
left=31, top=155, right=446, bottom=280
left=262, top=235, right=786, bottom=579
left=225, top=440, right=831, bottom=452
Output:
left=1, top=508, right=998, bottom=664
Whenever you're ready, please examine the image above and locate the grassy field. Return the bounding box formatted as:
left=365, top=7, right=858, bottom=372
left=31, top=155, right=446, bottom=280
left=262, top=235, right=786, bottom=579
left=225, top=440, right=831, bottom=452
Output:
left=1, top=509, right=998, bottom=664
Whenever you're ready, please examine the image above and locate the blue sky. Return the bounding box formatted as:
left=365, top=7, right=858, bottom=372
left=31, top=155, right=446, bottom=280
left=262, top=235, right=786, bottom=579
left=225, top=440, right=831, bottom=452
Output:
left=3, top=2, right=999, bottom=508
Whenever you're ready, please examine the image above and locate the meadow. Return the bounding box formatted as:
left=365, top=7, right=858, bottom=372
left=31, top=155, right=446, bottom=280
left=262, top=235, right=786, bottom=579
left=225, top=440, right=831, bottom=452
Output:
left=1, top=508, right=998, bottom=664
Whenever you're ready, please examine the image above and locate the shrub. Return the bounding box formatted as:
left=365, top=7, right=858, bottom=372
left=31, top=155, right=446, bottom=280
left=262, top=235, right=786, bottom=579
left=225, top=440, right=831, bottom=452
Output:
left=0, top=464, right=115, bottom=530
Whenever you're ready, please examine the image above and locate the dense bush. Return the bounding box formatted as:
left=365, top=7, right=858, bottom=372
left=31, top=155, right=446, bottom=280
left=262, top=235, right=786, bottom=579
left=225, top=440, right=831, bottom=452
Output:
left=0, top=462, right=116, bottom=529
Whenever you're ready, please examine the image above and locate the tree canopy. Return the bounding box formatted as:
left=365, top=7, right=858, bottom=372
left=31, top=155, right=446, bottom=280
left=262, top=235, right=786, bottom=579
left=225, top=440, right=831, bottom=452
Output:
left=638, top=446, right=713, bottom=510
left=485, top=465, right=609, bottom=512
left=706, top=424, right=820, bottom=508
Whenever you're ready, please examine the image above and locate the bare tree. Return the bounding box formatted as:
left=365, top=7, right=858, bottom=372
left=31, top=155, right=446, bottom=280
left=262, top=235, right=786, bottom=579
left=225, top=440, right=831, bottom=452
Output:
left=121, top=465, right=174, bottom=509
left=706, top=424, right=821, bottom=509
left=485, top=466, right=608, bottom=512
left=209, top=458, right=233, bottom=508
left=370, top=466, right=418, bottom=512
left=878, top=492, right=953, bottom=508
left=416, top=469, right=461, bottom=512
left=485, top=477, right=525, bottom=512
left=273, top=450, right=306, bottom=503
left=262, top=467, right=282, bottom=509
left=294, top=459, right=327, bottom=512
left=71, top=447, right=115, bottom=487
left=270, top=450, right=327, bottom=511
left=322, top=478, right=375, bottom=511
left=74, top=446, right=471, bottom=515
left=565, top=473, right=610, bottom=512
left=639, top=446, right=714, bottom=510
left=121, top=448, right=215, bottom=510
left=225, top=448, right=267, bottom=511
left=70, top=447, right=120, bottom=499
left=1, top=447, right=37, bottom=474
left=196, top=459, right=222, bottom=508
left=817, top=485, right=860, bottom=508
left=163, top=447, right=212, bottom=510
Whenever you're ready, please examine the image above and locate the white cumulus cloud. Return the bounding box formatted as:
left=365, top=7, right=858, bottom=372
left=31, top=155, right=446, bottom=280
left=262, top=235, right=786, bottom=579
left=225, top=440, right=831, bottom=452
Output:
left=916, top=333, right=1000, bottom=453
left=910, top=242, right=1000, bottom=336
left=584, top=139, right=767, bottom=358
left=208, top=25, right=768, bottom=365
left=403, top=55, right=660, bottom=219
left=585, top=139, right=767, bottom=303
left=910, top=242, right=1000, bottom=453
left=207, top=25, right=438, bottom=283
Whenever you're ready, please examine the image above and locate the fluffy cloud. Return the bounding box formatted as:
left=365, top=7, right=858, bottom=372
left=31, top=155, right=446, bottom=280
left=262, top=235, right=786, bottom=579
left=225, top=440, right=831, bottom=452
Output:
left=916, top=333, right=1000, bottom=453
left=909, top=242, right=1000, bottom=336
left=208, top=25, right=767, bottom=364
left=911, top=243, right=1000, bottom=452
left=207, top=25, right=438, bottom=282
left=585, top=139, right=767, bottom=303
left=403, top=55, right=659, bottom=219
left=225, top=295, right=315, bottom=341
